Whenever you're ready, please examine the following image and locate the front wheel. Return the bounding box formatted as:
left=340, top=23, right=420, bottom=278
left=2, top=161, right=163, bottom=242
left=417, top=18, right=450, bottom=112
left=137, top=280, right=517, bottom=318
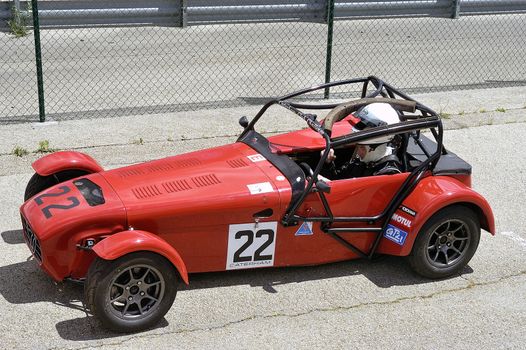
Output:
left=407, top=205, right=480, bottom=279
left=85, top=252, right=178, bottom=333
left=24, top=170, right=89, bottom=201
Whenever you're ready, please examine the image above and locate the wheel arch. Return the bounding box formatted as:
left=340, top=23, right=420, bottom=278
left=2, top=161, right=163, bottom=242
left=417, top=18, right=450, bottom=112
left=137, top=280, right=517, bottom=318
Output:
left=92, top=230, right=189, bottom=285
left=32, top=151, right=103, bottom=176
left=383, top=176, right=495, bottom=256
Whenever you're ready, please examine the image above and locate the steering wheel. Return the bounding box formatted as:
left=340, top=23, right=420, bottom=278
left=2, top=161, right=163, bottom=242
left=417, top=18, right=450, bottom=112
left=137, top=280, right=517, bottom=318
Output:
left=321, top=97, right=417, bottom=136
left=299, top=162, right=314, bottom=179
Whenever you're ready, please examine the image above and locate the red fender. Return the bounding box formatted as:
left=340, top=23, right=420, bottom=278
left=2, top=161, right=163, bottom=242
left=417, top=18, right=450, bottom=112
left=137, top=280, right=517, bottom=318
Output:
left=32, top=151, right=103, bottom=176
left=92, top=230, right=189, bottom=284
left=379, top=176, right=495, bottom=256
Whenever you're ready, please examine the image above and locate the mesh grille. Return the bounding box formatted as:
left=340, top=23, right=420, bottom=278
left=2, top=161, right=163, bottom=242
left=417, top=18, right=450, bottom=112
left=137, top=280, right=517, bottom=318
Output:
left=21, top=216, right=42, bottom=263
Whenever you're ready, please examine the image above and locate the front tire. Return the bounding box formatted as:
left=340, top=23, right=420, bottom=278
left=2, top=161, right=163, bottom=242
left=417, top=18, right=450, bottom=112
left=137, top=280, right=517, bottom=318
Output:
left=407, top=205, right=480, bottom=279
left=85, top=252, right=178, bottom=333
left=24, top=170, right=89, bottom=201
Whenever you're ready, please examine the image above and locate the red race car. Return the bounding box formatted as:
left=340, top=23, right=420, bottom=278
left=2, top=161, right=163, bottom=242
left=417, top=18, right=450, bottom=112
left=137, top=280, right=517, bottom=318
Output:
left=20, top=77, right=494, bottom=332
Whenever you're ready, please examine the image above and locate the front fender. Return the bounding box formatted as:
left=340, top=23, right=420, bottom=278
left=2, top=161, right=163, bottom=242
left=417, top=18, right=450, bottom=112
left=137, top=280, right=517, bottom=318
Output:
left=92, top=230, right=189, bottom=284
left=378, top=176, right=495, bottom=256
left=32, top=151, right=103, bottom=176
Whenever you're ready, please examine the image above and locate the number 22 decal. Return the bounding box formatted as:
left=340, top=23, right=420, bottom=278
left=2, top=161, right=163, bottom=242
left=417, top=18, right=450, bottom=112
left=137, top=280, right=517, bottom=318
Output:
left=34, top=185, right=80, bottom=219
left=226, top=222, right=277, bottom=270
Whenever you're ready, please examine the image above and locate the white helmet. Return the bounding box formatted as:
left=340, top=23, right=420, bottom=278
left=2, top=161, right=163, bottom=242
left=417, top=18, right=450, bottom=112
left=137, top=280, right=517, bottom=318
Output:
left=352, top=103, right=400, bottom=163
left=352, top=103, right=400, bottom=144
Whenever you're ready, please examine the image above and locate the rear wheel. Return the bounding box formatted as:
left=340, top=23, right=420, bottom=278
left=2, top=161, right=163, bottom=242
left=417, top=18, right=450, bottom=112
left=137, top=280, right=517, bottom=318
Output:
left=85, top=252, right=178, bottom=333
left=407, top=205, right=480, bottom=279
left=24, top=170, right=88, bottom=201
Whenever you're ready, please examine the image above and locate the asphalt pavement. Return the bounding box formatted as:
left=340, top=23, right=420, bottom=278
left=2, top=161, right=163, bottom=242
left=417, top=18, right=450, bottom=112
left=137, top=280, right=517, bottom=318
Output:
left=0, top=86, right=525, bottom=349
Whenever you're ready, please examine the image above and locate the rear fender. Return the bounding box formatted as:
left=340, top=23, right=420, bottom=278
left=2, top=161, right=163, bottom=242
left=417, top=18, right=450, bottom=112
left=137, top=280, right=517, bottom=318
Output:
left=92, top=230, right=189, bottom=284
left=379, top=176, right=495, bottom=256
left=32, top=151, right=103, bottom=176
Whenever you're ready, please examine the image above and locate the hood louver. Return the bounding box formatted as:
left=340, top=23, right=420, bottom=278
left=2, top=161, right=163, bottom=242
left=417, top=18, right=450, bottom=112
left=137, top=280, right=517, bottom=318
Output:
left=132, top=185, right=163, bottom=199
left=162, top=180, right=192, bottom=193
left=192, top=174, right=221, bottom=188
left=227, top=158, right=249, bottom=168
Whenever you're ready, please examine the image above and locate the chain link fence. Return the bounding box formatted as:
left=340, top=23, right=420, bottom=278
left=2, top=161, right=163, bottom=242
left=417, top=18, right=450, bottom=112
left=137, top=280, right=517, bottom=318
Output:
left=1, top=1, right=525, bottom=123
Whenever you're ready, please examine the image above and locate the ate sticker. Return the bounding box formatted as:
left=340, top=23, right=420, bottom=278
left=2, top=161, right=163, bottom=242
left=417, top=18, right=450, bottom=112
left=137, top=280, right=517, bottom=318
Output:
left=247, top=182, right=274, bottom=195
left=384, top=224, right=408, bottom=246
left=226, top=222, right=277, bottom=270
left=247, top=154, right=266, bottom=162
left=295, top=222, right=313, bottom=236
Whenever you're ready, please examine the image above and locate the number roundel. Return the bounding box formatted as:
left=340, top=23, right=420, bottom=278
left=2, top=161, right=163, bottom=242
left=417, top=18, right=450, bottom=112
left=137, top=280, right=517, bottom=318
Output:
left=226, top=222, right=277, bottom=270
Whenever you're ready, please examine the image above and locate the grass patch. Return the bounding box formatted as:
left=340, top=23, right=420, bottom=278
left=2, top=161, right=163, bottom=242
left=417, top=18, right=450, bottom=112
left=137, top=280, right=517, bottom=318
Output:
left=496, top=107, right=506, bottom=113
left=459, top=110, right=465, bottom=116
left=439, top=112, right=451, bottom=119
left=12, top=146, right=29, bottom=157
left=36, top=140, right=55, bottom=153
left=132, top=137, right=144, bottom=145
left=167, top=137, right=174, bottom=142
left=479, top=108, right=487, bottom=113
left=8, top=5, right=29, bottom=37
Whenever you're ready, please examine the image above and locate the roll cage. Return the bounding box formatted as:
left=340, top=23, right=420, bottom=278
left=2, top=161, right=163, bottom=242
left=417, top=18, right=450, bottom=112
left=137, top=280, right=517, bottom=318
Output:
left=238, top=76, right=444, bottom=259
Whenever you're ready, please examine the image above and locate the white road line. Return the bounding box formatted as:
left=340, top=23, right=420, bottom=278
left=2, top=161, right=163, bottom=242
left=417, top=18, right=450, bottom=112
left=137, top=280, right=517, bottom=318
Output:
left=500, top=231, right=526, bottom=250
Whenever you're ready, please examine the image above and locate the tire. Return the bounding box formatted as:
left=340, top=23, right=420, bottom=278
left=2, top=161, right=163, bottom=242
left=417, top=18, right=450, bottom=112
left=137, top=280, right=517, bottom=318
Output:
left=85, top=252, right=178, bottom=333
left=407, top=205, right=480, bottom=279
left=24, top=170, right=89, bottom=201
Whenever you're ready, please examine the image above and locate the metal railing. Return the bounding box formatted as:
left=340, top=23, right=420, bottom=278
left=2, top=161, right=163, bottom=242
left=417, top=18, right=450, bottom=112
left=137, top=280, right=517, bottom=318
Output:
left=1, top=1, right=525, bottom=123
left=2, top=1, right=526, bottom=29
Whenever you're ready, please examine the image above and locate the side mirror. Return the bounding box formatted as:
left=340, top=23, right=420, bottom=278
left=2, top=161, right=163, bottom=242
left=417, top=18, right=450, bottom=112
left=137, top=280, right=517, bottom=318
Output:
left=239, top=116, right=249, bottom=128
left=316, top=180, right=331, bottom=194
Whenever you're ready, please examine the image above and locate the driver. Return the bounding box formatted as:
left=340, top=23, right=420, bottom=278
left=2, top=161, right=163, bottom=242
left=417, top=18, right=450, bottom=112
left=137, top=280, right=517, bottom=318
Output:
left=322, top=102, right=402, bottom=179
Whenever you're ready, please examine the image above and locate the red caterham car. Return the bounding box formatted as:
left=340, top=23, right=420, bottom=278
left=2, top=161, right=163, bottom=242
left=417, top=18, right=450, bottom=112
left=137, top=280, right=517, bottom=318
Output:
left=20, top=77, right=494, bottom=332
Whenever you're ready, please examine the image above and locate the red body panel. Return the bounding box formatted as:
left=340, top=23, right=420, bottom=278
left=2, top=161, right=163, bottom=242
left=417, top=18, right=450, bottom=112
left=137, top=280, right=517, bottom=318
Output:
left=19, top=119, right=495, bottom=282
left=93, top=230, right=189, bottom=284
left=32, top=151, right=103, bottom=176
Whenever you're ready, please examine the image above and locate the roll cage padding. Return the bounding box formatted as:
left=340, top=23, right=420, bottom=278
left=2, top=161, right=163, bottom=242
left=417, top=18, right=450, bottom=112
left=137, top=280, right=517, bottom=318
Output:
left=322, top=97, right=417, bottom=135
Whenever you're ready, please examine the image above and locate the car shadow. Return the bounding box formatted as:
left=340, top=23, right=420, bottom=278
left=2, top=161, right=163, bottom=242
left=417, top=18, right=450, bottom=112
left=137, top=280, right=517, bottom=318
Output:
left=0, top=255, right=472, bottom=341
left=1, top=229, right=24, bottom=244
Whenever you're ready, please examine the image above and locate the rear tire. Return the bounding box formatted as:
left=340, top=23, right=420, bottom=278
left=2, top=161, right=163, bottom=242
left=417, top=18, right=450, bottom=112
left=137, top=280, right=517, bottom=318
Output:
left=85, top=252, right=178, bottom=333
left=24, top=170, right=89, bottom=201
left=407, top=205, right=480, bottom=279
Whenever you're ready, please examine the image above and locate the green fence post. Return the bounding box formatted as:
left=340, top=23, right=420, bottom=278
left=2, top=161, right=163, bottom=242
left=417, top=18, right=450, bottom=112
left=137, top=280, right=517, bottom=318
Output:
left=324, top=0, right=335, bottom=99
left=451, top=0, right=460, bottom=19
left=31, top=0, right=46, bottom=122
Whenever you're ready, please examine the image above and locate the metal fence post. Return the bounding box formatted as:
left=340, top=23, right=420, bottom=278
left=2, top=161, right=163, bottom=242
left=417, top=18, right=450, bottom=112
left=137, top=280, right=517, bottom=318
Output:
left=324, top=0, right=335, bottom=99
left=180, top=0, right=187, bottom=27
left=452, top=0, right=460, bottom=19
left=31, top=0, right=46, bottom=122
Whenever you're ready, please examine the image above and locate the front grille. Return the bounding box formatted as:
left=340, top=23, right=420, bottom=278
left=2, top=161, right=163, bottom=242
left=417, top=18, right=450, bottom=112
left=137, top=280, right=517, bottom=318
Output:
left=21, top=216, right=42, bottom=263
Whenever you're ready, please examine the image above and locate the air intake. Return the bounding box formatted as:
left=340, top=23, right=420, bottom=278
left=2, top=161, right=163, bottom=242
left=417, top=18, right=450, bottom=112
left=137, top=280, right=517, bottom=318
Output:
left=173, top=158, right=201, bottom=169
left=132, top=185, right=163, bottom=199
left=192, top=174, right=221, bottom=188
left=227, top=158, right=249, bottom=168
left=162, top=180, right=192, bottom=193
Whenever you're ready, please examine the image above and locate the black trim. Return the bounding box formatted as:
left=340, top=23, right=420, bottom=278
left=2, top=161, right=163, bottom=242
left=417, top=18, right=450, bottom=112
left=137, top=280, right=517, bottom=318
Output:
left=239, top=130, right=305, bottom=210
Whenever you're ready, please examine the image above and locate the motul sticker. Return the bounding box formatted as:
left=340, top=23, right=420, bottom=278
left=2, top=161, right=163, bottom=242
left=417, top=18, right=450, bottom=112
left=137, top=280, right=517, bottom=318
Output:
left=391, top=213, right=412, bottom=228
left=247, top=182, right=273, bottom=195
left=384, top=224, right=408, bottom=246
left=247, top=154, right=266, bottom=162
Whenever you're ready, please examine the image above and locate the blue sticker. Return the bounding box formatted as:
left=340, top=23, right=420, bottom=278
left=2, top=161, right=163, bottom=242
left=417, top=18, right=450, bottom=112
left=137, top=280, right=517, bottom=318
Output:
left=295, top=222, right=313, bottom=236
left=384, top=224, right=408, bottom=246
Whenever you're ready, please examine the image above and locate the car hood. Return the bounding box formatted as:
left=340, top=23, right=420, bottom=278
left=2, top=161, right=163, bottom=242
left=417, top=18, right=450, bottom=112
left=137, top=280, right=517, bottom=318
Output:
left=100, top=142, right=290, bottom=228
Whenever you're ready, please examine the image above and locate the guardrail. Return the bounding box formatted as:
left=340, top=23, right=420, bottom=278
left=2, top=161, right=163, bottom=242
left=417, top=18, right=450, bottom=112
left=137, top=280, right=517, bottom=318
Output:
left=2, top=0, right=526, bottom=29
